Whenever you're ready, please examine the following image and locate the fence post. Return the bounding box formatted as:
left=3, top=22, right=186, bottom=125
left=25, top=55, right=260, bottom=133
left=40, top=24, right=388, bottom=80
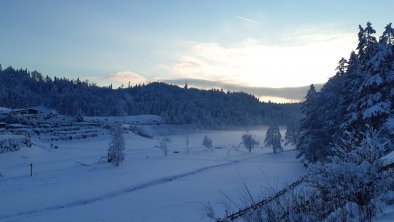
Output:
left=30, top=163, right=33, bottom=176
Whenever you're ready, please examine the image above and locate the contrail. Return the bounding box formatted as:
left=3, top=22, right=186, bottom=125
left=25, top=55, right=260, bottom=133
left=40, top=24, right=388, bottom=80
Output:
left=235, top=16, right=258, bottom=24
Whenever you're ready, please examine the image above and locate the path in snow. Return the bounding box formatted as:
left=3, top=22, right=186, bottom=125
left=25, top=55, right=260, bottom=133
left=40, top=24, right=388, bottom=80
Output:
left=0, top=151, right=290, bottom=221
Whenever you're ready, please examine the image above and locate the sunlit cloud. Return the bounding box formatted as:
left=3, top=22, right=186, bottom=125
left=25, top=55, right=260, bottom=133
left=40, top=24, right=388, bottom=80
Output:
left=108, top=71, right=149, bottom=85
left=87, top=71, right=149, bottom=87
left=165, top=78, right=322, bottom=102
left=258, top=96, right=295, bottom=103
left=160, top=31, right=357, bottom=88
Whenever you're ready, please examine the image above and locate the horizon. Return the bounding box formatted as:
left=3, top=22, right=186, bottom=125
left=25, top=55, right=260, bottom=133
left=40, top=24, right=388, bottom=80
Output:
left=1, top=0, right=393, bottom=102
left=1, top=63, right=319, bottom=103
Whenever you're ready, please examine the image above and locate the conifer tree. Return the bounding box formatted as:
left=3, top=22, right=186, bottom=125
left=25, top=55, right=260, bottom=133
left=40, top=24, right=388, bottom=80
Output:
left=107, top=124, right=125, bottom=167
left=265, top=124, right=283, bottom=153
left=202, top=135, right=213, bottom=151
left=298, top=23, right=394, bottom=163
left=297, top=85, right=324, bottom=162
left=285, top=120, right=298, bottom=146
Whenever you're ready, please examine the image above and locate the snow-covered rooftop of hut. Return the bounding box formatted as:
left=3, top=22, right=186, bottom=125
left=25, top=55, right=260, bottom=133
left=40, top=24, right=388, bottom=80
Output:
left=0, top=107, right=12, bottom=113
left=85, top=115, right=162, bottom=124
left=33, top=105, right=58, bottom=114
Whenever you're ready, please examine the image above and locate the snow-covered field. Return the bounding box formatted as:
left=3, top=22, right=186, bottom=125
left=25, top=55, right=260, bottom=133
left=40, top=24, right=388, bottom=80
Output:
left=0, top=126, right=305, bottom=222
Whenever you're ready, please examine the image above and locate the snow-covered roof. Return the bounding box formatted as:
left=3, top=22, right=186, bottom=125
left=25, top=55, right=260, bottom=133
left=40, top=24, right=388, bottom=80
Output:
left=0, top=107, right=12, bottom=113
left=33, top=105, right=58, bottom=115
left=85, top=115, right=162, bottom=124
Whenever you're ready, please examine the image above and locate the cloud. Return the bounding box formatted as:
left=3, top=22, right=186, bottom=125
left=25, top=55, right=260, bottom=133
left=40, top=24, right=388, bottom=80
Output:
left=160, top=30, right=356, bottom=88
left=87, top=71, right=149, bottom=87
left=108, top=71, right=149, bottom=85
left=88, top=72, right=320, bottom=102
left=165, top=78, right=323, bottom=102
left=235, top=16, right=258, bottom=24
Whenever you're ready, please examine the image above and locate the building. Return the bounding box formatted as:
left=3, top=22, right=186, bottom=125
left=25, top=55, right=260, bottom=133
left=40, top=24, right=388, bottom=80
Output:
left=11, top=108, right=39, bottom=115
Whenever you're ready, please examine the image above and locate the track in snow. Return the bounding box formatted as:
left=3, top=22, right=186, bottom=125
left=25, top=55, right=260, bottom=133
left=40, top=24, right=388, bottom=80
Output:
left=0, top=151, right=286, bottom=221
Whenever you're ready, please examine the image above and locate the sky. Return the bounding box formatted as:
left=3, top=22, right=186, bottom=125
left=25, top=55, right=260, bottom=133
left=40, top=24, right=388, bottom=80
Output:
left=1, top=0, right=393, bottom=102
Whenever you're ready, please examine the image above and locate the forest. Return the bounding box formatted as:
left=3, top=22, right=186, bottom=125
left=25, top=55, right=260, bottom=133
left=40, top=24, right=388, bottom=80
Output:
left=297, top=22, right=394, bottom=163
left=0, top=65, right=298, bottom=127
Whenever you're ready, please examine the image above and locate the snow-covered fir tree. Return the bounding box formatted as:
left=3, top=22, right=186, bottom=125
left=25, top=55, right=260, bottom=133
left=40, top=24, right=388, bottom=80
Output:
left=297, top=84, right=329, bottom=162
left=107, top=124, right=125, bottom=166
left=75, top=108, right=84, bottom=122
left=202, top=135, right=213, bottom=151
left=264, top=124, right=283, bottom=153
left=284, top=120, right=298, bottom=146
left=298, top=22, right=394, bottom=163
left=159, top=137, right=171, bottom=156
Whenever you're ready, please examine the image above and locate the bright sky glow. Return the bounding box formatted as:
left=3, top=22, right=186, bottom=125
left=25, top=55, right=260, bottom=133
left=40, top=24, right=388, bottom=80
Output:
left=160, top=33, right=356, bottom=87
left=1, top=0, right=393, bottom=99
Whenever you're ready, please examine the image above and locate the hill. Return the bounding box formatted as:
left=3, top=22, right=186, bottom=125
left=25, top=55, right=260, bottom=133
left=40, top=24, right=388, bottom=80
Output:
left=0, top=65, right=299, bottom=127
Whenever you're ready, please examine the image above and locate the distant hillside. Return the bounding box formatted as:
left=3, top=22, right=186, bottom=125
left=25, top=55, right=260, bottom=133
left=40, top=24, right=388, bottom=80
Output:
left=0, top=65, right=300, bottom=127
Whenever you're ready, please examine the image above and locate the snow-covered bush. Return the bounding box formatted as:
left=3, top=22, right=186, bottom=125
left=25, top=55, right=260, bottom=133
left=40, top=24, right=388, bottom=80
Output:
left=107, top=124, right=125, bottom=166
left=0, top=135, right=31, bottom=153
left=159, top=137, right=171, bottom=156
left=218, top=132, right=393, bottom=222
left=241, top=188, right=325, bottom=222
left=202, top=135, right=213, bottom=151
left=242, top=133, right=259, bottom=153
left=306, top=133, right=392, bottom=221
left=0, top=138, right=20, bottom=153
left=129, top=125, right=152, bottom=138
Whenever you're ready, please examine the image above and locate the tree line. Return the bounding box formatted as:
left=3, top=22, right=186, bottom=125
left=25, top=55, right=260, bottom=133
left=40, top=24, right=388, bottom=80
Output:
left=0, top=65, right=299, bottom=127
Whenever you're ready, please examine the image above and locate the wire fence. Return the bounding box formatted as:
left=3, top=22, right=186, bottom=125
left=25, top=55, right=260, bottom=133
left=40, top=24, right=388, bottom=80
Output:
left=216, top=175, right=306, bottom=222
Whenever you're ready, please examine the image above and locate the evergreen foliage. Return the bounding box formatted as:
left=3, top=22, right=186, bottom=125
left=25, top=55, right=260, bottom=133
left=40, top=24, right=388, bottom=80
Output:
left=264, top=124, right=283, bottom=153
left=75, top=108, right=84, bottom=122
left=239, top=132, right=393, bottom=222
left=107, top=124, right=125, bottom=167
left=284, top=120, right=298, bottom=146
left=0, top=67, right=299, bottom=127
left=298, top=22, right=394, bottom=163
left=202, top=135, right=213, bottom=151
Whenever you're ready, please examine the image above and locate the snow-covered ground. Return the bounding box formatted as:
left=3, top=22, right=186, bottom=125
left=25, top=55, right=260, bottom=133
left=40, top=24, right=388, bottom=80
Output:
left=378, top=201, right=394, bottom=222
left=0, top=126, right=305, bottom=222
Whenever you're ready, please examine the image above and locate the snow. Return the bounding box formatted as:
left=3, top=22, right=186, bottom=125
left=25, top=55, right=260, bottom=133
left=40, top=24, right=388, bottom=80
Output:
left=85, top=115, right=162, bottom=125
left=382, top=150, right=394, bottom=166
left=376, top=192, right=394, bottom=222
left=0, top=125, right=304, bottom=222
left=32, top=105, right=58, bottom=115
left=0, top=107, right=12, bottom=114
left=362, top=101, right=390, bottom=119
left=386, top=117, right=394, bottom=129
left=378, top=206, right=394, bottom=222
